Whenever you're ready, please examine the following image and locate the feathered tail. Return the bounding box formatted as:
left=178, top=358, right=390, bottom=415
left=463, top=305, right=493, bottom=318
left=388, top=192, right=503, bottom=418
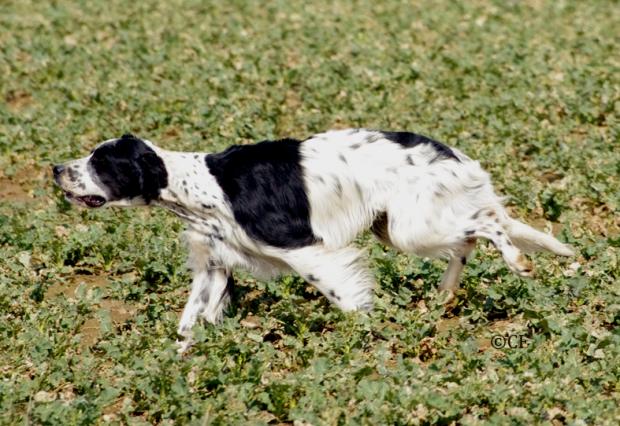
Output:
left=505, top=218, right=574, bottom=256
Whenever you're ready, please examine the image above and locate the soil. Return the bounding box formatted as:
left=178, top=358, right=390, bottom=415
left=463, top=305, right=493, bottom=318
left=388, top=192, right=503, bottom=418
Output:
left=0, top=165, right=45, bottom=203
left=0, top=175, right=32, bottom=202
left=47, top=274, right=138, bottom=349
left=5, top=90, right=33, bottom=111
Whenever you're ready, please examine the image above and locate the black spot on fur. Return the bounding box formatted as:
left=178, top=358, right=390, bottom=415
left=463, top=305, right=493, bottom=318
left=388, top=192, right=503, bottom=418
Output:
left=339, top=153, right=348, bottom=164
left=200, top=273, right=211, bottom=303
left=67, top=168, right=78, bottom=182
left=328, top=289, right=340, bottom=300
left=407, top=155, right=415, bottom=166
left=366, top=134, right=383, bottom=143
left=89, top=135, right=168, bottom=203
left=350, top=143, right=361, bottom=150
left=205, top=139, right=317, bottom=248
left=381, top=131, right=459, bottom=162
left=306, top=274, right=319, bottom=282
left=200, top=289, right=209, bottom=304
left=355, top=182, right=363, bottom=198
left=201, top=203, right=214, bottom=209
left=465, top=230, right=475, bottom=236
left=334, top=179, right=343, bottom=197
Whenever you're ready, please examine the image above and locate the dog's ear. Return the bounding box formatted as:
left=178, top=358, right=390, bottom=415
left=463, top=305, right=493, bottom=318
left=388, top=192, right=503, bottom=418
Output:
left=136, top=150, right=168, bottom=203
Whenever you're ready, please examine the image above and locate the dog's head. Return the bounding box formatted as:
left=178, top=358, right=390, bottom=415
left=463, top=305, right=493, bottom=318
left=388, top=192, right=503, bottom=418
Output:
left=53, top=134, right=168, bottom=208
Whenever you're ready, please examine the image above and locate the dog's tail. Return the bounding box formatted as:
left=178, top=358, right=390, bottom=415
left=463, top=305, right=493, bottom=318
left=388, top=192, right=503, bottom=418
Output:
left=505, top=218, right=574, bottom=256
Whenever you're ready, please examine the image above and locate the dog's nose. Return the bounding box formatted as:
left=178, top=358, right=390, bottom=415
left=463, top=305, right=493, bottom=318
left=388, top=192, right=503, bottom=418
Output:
left=53, top=164, right=65, bottom=177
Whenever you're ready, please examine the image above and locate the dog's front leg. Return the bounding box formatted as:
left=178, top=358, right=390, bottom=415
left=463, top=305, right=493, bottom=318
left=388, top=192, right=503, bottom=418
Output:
left=177, top=269, right=210, bottom=353
left=176, top=268, right=231, bottom=353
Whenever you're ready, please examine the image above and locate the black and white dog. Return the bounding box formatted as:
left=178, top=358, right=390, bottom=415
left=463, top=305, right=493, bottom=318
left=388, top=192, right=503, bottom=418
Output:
left=53, top=130, right=573, bottom=351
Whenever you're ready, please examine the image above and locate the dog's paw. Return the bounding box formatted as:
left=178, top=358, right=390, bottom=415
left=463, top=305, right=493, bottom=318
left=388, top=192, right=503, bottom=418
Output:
left=176, top=338, right=193, bottom=355
left=438, top=288, right=457, bottom=306
left=515, top=254, right=535, bottom=277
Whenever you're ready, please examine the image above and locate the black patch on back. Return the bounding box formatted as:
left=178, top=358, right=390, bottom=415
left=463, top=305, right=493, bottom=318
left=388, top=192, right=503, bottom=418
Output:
left=205, top=138, right=317, bottom=248
left=89, top=135, right=168, bottom=203
left=381, top=131, right=459, bottom=162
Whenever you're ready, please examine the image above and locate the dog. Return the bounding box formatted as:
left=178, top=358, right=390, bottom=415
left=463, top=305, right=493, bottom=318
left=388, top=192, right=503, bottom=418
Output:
left=53, top=129, right=574, bottom=351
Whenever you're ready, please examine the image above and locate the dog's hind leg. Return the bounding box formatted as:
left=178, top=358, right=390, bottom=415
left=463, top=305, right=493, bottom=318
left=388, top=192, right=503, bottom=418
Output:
left=438, top=238, right=476, bottom=297
left=464, top=213, right=534, bottom=277
left=282, top=245, right=375, bottom=311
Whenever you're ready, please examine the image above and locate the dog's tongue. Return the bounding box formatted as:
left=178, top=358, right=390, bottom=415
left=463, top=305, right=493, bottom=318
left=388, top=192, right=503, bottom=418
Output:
left=79, top=195, right=106, bottom=207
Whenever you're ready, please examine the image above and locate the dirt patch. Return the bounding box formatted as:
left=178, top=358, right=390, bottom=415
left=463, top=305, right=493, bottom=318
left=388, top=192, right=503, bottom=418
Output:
left=5, top=90, right=33, bottom=111
left=435, top=316, right=461, bottom=334
left=46, top=274, right=109, bottom=298
left=0, top=165, right=45, bottom=203
left=477, top=319, right=530, bottom=354
left=528, top=217, right=563, bottom=236
left=80, top=299, right=137, bottom=348
left=0, top=175, right=32, bottom=202
left=47, top=274, right=138, bottom=349
left=477, top=336, right=493, bottom=352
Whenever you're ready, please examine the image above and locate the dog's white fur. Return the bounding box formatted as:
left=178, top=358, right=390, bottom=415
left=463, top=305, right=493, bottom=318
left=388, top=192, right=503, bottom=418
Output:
left=54, top=129, right=573, bottom=352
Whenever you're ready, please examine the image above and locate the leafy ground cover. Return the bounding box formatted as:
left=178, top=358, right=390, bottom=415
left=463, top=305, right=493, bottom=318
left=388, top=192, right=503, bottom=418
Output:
left=0, top=0, right=618, bottom=424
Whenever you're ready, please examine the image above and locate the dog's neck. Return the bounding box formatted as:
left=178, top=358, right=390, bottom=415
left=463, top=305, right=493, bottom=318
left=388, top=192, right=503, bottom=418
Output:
left=153, top=149, right=222, bottom=222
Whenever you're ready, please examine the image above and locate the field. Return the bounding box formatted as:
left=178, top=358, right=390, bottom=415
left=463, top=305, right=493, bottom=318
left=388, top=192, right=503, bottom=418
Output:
left=1, top=0, right=619, bottom=424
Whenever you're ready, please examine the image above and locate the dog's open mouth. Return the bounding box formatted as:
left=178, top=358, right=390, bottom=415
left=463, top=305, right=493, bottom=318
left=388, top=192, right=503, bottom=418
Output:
left=64, top=191, right=106, bottom=208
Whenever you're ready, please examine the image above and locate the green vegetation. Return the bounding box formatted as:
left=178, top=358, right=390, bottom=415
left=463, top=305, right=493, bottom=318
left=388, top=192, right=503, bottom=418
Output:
left=1, top=0, right=618, bottom=424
